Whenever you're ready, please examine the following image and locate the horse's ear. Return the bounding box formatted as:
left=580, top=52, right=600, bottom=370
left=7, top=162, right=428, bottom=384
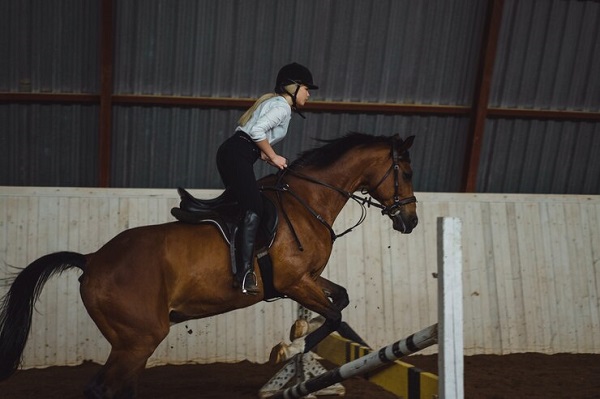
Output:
left=398, top=135, right=415, bottom=152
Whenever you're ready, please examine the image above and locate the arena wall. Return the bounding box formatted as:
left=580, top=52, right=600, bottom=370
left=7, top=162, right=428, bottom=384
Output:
left=0, top=187, right=598, bottom=368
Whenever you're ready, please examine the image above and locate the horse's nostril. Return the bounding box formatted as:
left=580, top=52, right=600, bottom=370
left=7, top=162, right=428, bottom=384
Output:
left=413, top=216, right=419, bottom=228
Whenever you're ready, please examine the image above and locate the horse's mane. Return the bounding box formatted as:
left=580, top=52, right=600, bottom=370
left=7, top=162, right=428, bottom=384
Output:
left=289, top=132, right=392, bottom=169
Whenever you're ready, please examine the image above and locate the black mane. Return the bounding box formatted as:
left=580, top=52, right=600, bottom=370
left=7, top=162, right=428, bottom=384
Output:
left=289, top=132, right=393, bottom=169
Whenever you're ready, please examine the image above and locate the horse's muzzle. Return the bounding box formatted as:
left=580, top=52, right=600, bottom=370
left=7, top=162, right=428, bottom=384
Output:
left=392, top=212, right=418, bottom=234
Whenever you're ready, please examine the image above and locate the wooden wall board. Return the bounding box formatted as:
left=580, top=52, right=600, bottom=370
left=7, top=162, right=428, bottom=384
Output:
left=0, top=187, right=598, bottom=369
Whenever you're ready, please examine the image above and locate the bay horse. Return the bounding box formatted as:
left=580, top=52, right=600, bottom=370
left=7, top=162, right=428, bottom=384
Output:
left=0, top=133, right=417, bottom=398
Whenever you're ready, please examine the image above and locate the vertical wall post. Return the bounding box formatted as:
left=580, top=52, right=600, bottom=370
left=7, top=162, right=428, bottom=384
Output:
left=99, top=0, right=114, bottom=187
left=462, top=0, right=505, bottom=192
left=438, top=217, right=464, bottom=398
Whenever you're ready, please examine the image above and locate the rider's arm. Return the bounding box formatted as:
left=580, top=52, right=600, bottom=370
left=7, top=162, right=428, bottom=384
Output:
left=255, top=140, right=287, bottom=169
left=247, top=103, right=290, bottom=170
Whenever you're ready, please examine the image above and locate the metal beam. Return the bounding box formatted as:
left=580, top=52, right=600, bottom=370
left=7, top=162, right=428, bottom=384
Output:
left=462, top=0, right=505, bottom=192
left=0, top=93, right=98, bottom=103
left=111, top=94, right=470, bottom=115
left=487, top=107, right=600, bottom=121
left=2, top=92, right=599, bottom=120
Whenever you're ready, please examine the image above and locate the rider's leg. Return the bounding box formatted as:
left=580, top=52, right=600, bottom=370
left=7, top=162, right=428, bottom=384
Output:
left=238, top=209, right=260, bottom=294
left=217, top=132, right=263, bottom=295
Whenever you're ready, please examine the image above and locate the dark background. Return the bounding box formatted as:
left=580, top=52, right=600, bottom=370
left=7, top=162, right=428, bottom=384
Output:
left=1, top=0, right=599, bottom=193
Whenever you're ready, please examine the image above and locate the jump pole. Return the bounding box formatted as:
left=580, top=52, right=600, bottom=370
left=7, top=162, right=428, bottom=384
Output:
left=267, top=216, right=463, bottom=399
left=270, top=323, right=438, bottom=399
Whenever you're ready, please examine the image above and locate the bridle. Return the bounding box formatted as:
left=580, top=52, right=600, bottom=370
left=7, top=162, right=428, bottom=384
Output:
left=366, top=135, right=417, bottom=217
left=261, top=135, right=417, bottom=250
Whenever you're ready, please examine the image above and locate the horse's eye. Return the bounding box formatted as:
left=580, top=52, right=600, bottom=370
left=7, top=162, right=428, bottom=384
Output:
left=403, top=172, right=413, bottom=181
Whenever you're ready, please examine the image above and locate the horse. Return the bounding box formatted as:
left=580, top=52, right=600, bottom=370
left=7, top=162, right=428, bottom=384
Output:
left=0, top=132, right=417, bottom=398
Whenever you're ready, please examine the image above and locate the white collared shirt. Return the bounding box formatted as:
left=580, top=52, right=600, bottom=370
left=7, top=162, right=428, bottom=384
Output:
left=236, top=96, right=291, bottom=145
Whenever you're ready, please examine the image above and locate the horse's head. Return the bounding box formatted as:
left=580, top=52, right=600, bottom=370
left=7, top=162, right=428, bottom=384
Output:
left=287, top=132, right=418, bottom=234
left=366, top=135, right=418, bottom=234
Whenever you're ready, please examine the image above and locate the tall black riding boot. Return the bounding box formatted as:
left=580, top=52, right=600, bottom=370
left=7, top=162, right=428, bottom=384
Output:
left=238, top=210, right=260, bottom=295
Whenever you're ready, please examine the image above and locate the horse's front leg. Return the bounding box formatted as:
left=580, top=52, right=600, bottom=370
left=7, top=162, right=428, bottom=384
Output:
left=301, top=276, right=349, bottom=351
left=270, top=276, right=349, bottom=363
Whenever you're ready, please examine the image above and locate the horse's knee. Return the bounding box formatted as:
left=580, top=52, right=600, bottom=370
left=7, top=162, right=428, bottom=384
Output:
left=337, top=288, right=349, bottom=310
left=328, top=287, right=349, bottom=311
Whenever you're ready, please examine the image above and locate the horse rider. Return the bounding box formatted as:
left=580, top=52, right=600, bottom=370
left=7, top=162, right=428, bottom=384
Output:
left=216, top=62, right=319, bottom=295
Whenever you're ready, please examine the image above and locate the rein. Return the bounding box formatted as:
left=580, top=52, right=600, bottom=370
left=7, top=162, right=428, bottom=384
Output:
left=261, top=136, right=416, bottom=251
left=267, top=168, right=368, bottom=250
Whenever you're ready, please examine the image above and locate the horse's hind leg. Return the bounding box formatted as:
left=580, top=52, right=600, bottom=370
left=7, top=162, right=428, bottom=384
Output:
left=81, top=288, right=170, bottom=398
left=84, top=335, right=164, bottom=399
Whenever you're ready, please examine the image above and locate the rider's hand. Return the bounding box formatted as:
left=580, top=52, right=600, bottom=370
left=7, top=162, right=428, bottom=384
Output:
left=269, top=154, right=288, bottom=170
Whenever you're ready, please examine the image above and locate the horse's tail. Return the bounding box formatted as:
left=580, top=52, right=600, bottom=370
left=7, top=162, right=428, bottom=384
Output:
left=0, top=251, right=87, bottom=381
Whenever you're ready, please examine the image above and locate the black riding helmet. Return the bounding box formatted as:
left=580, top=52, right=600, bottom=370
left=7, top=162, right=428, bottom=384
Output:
left=274, top=62, right=318, bottom=118
left=274, top=62, right=319, bottom=92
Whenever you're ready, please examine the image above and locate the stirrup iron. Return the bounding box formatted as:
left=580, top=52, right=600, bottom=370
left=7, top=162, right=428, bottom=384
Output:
left=242, top=270, right=259, bottom=295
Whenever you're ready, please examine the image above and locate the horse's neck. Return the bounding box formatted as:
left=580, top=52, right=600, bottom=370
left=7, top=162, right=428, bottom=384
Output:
left=293, top=159, right=367, bottom=224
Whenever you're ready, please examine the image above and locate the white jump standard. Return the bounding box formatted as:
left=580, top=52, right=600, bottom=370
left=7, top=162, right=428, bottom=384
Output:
left=270, top=324, right=438, bottom=399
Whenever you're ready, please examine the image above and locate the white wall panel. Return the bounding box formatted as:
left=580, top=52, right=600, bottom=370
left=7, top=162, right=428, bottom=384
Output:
left=0, top=187, right=599, bottom=370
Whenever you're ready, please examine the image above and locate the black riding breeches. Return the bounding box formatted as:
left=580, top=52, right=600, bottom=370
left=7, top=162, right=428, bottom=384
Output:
left=216, top=131, right=263, bottom=219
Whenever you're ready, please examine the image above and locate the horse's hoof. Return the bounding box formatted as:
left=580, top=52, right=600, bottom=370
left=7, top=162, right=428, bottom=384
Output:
left=269, top=342, right=287, bottom=364
left=289, top=319, right=310, bottom=341
left=269, top=339, right=306, bottom=364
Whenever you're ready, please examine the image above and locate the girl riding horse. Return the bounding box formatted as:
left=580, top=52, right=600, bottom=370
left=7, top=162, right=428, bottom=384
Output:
left=217, top=62, right=318, bottom=294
